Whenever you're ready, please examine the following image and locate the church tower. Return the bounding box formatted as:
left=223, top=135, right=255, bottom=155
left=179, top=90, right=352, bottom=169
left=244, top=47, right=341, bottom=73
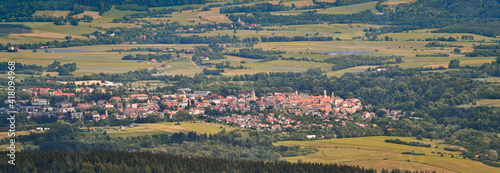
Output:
left=251, top=84, right=256, bottom=101
left=331, top=92, right=334, bottom=103
left=324, top=90, right=327, bottom=99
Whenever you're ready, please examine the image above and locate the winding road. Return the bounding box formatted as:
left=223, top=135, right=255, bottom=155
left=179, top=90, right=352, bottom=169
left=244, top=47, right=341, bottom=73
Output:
left=188, top=55, right=202, bottom=70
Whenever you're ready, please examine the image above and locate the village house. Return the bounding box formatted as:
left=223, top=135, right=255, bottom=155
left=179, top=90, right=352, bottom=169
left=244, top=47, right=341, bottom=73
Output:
left=130, top=94, right=149, bottom=100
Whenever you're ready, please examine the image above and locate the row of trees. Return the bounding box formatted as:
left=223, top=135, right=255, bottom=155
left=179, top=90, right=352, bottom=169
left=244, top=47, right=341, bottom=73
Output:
left=466, top=44, right=500, bottom=57
left=229, top=10, right=378, bottom=26
left=226, top=48, right=285, bottom=59
left=260, top=36, right=335, bottom=42
left=122, top=53, right=174, bottom=61
left=432, top=21, right=500, bottom=37
left=0, top=62, right=44, bottom=75
left=220, top=3, right=291, bottom=13
left=46, top=60, right=78, bottom=75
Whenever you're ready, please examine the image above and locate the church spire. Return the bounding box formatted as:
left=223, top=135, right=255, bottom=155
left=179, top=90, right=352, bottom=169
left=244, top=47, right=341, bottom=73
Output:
left=251, top=84, right=256, bottom=101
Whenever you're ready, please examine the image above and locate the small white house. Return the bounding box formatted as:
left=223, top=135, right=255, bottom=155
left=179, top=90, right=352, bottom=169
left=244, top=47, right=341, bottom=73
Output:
left=306, top=135, right=316, bottom=139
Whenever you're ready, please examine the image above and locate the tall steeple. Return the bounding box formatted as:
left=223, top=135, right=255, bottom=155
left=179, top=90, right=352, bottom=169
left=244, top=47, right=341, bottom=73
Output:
left=251, top=84, right=256, bottom=101
left=324, top=90, right=327, bottom=99
left=331, top=92, right=334, bottom=103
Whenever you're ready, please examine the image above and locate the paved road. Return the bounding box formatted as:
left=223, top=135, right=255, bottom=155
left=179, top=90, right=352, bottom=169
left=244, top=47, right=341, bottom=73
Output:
left=188, top=55, right=202, bottom=70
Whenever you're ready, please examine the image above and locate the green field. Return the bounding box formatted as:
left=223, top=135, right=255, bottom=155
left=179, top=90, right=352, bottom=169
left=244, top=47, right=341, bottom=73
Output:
left=0, top=44, right=205, bottom=76
left=277, top=136, right=500, bottom=173
left=318, top=1, right=379, bottom=14
left=378, top=29, right=500, bottom=43
left=1, top=2, right=499, bottom=78
left=180, top=23, right=378, bottom=40
left=106, top=122, right=237, bottom=138
left=0, top=49, right=160, bottom=75
left=1, top=37, right=495, bottom=77
left=458, top=99, right=500, bottom=108
left=32, top=10, right=70, bottom=17
left=94, top=7, right=140, bottom=23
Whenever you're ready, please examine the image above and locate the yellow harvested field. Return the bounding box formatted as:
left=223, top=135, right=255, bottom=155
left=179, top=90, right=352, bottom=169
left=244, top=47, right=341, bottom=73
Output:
left=0, top=131, right=29, bottom=139
left=269, top=0, right=315, bottom=7
left=199, top=7, right=233, bottom=23
left=343, top=160, right=453, bottom=173
left=277, top=136, right=500, bottom=173
left=73, top=11, right=102, bottom=19
left=381, top=0, right=418, bottom=5
left=424, top=63, right=448, bottom=68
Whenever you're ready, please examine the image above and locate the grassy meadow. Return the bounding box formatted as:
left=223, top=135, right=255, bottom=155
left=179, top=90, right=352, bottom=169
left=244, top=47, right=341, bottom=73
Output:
left=457, top=99, right=500, bottom=108
left=32, top=10, right=70, bottom=18
left=106, top=122, right=236, bottom=138
left=318, top=1, right=380, bottom=14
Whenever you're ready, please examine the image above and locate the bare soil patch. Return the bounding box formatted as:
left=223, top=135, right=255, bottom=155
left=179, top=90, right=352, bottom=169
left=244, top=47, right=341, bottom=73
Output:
left=13, top=30, right=86, bottom=39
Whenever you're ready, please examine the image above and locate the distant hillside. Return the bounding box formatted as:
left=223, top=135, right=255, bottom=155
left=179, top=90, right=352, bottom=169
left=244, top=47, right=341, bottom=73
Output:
left=383, top=0, right=500, bottom=28
left=0, top=0, right=207, bottom=20
left=433, top=21, right=500, bottom=37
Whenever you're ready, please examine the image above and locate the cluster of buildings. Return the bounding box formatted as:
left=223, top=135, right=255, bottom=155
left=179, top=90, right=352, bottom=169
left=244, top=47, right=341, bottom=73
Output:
left=7, top=82, right=409, bottom=130
left=215, top=112, right=376, bottom=131
left=174, top=21, right=261, bottom=33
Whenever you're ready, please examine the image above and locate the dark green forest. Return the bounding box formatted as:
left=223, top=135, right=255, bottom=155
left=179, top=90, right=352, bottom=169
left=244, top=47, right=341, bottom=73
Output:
left=0, top=150, right=393, bottom=173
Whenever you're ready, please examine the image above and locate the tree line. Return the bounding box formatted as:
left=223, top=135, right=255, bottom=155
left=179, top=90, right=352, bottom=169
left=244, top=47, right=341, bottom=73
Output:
left=226, top=48, right=286, bottom=59
left=323, top=55, right=403, bottom=71
left=122, top=53, right=174, bottom=61
left=466, top=44, right=500, bottom=57
left=261, top=36, right=335, bottom=42
left=0, top=150, right=385, bottom=173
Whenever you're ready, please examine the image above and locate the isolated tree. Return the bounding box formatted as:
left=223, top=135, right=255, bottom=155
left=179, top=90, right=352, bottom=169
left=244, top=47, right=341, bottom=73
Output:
left=395, top=57, right=403, bottom=63
left=375, top=110, right=386, bottom=117
left=488, top=150, right=498, bottom=160
left=70, top=19, right=79, bottom=26
left=453, top=47, right=461, bottom=54
left=448, top=59, right=460, bottom=68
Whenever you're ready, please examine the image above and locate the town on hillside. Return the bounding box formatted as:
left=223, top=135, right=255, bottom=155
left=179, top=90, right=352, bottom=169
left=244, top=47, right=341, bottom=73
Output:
left=8, top=80, right=409, bottom=132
